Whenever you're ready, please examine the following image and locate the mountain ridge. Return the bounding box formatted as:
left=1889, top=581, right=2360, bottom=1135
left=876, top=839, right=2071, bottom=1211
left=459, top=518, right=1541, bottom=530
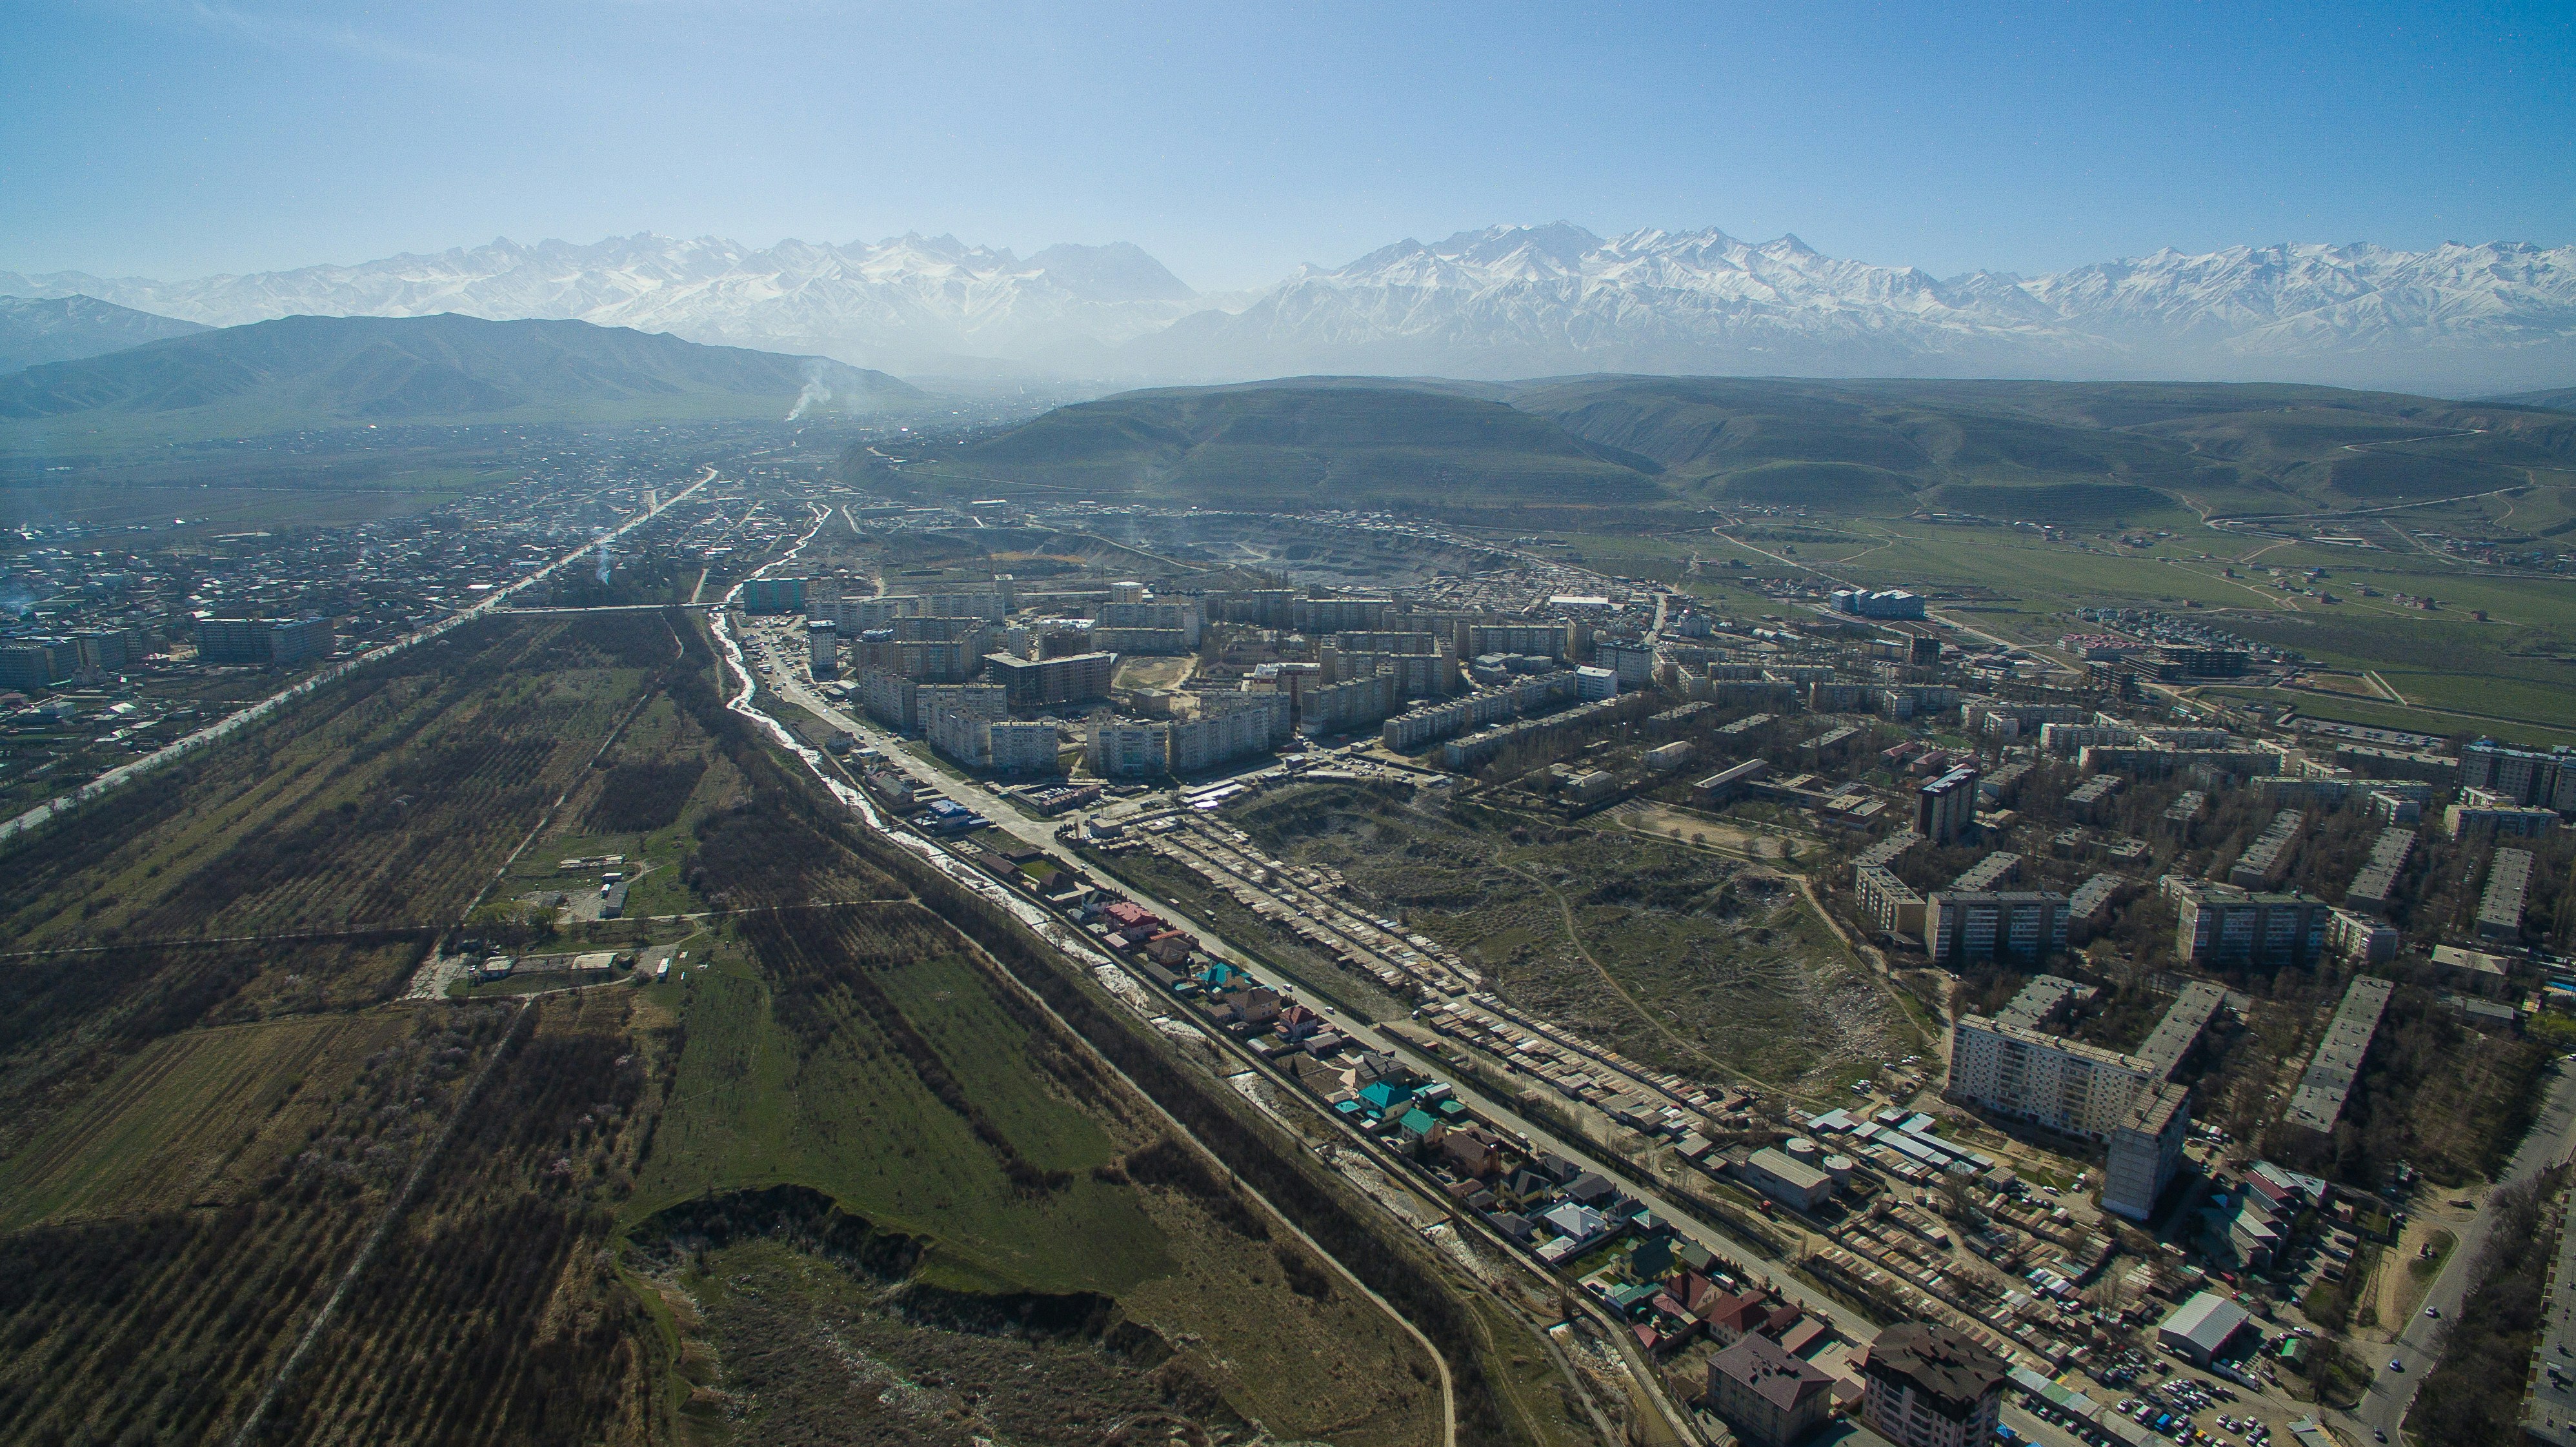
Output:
left=0, top=312, right=923, bottom=441
left=0, top=296, right=210, bottom=375
left=10, top=224, right=2575, bottom=391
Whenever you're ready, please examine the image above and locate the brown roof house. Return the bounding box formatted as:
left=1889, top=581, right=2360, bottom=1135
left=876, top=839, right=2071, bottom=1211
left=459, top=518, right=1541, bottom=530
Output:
left=1707, top=1331, right=1833, bottom=1447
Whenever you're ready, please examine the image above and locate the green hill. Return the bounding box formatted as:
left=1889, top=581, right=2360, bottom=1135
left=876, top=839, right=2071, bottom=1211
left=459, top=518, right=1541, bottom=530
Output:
left=0, top=312, right=925, bottom=443
left=1503, top=375, right=2576, bottom=515
left=914, top=374, right=2576, bottom=518
left=927, top=378, right=1665, bottom=508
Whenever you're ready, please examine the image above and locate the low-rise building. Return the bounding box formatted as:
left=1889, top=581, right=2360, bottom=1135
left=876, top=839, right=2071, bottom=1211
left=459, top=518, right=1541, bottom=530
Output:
left=1738, top=1146, right=1835, bottom=1211
left=2158, top=1292, right=2255, bottom=1367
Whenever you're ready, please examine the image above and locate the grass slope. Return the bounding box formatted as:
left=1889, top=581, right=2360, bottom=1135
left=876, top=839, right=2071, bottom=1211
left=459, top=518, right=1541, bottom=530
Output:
left=932, top=378, right=1665, bottom=508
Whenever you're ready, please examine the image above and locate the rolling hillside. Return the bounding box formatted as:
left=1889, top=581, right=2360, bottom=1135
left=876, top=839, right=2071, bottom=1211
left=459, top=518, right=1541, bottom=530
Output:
left=918, top=374, right=2576, bottom=518
left=929, top=378, right=1665, bottom=508
left=0, top=312, right=925, bottom=441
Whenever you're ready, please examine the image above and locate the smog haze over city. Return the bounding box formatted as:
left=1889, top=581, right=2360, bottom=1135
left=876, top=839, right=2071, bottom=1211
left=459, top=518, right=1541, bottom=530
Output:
left=3, top=5, right=2575, bottom=1446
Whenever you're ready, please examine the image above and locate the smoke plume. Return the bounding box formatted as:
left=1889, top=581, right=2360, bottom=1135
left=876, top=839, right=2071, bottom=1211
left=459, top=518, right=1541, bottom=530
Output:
left=786, top=359, right=833, bottom=421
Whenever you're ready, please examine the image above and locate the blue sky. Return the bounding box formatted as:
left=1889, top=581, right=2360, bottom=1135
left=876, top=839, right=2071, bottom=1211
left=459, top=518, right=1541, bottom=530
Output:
left=3, top=1, right=2569, bottom=290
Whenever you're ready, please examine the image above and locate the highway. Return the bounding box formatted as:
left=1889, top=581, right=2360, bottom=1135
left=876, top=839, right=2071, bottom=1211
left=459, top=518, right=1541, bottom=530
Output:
left=2346, top=1058, right=2576, bottom=1445
left=0, top=467, right=716, bottom=847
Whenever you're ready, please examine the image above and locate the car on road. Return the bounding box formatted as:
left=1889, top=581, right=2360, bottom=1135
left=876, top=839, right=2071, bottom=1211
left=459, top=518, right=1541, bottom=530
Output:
left=2388, top=1359, right=2404, bottom=1371
left=2423, top=1306, right=2439, bottom=1318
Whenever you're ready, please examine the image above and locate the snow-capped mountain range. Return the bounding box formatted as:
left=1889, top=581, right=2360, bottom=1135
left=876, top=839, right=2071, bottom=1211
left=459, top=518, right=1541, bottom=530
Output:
left=6, top=224, right=2573, bottom=391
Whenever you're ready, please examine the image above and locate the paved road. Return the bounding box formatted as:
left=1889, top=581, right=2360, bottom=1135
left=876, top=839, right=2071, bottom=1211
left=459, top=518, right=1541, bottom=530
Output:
left=2349, top=1058, right=2576, bottom=1444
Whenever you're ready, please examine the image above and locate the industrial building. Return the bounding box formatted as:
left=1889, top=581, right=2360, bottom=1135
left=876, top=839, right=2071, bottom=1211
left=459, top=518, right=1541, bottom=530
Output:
left=1737, top=1146, right=1835, bottom=1211
left=2158, top=1293, right=2255, bottom=1368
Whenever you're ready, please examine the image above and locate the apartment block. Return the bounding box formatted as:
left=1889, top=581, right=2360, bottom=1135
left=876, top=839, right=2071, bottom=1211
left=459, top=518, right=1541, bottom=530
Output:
left=1855, top=865, right=1926, bottom=938
left=1169, top=694, right=1291, bottom=773
left=2103, top=1082, right=2191, bottom=1223
left=2173, top=884, right=2328, bottom=968
left=986, top=651, right=1117, bottom=708
left=1085, top=720, right=1169, bottom=778
left=1924, top=891, right=2068, bottom=967
left=1913, top=765, right=1980, bottom=844
left=2480, top=848, right=2535, bottom=943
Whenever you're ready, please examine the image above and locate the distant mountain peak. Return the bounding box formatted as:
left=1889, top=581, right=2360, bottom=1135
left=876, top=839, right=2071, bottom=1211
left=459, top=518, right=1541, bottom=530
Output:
left=7, top=224, right=2574, bottom=392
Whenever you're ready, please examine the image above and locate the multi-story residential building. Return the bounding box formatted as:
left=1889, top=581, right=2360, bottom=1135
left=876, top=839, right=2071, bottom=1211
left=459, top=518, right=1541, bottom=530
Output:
left=1915, top=765, right=1979, bottom=844
left=2102, top=1082, right=2190, bottom=1222
left=2480, top=848, right=2535, bottom=942
left=854, top=668, right=918, bottom=730
left=1169, top=693, right=1291, bottom=773
left=196, top=616, right=331, bottom=665
left=988, top=721, right=1061, bottom=775
left=1924, top=891, right=2066, bottom=967
left=2281, top=976, right=2395, bottom=1137
left=1093, top=599, right=1203, bottom=647
left=2460, top=738, right=2576, bottom=813
left=2173, top=884, right=2328, bottom=967
left=1298, top=671, right=1399, bottom=736
left=1947, top=1013, right=2155, bottom=1138
left=1458, top=621, right=1572, bottom=660
left=1291, top=596, right=1393, bottom=633
left=2445, top=789, right=2559, bottom=839
left=1855, top=865, right=1927, bottom=940
left=738, top=577, right=805, bottom=614
left=1859, top=1322, right=2006, bottom=1447
left=986, top=651, right=1117, bottom=708
left=853, top=634, right=985, bottom=682
left=1085, top=720, right=1169, bottom=778
left=2227, top=809, right=2305, bottom=889
left=2343, top=827, right=2416, bottom=915
left=807, top=621, right=836, bottom=678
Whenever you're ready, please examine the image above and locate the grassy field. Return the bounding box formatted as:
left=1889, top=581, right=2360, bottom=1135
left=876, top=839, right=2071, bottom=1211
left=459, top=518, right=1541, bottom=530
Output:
left=0, top=611, right=695, bottom=947
left=0, top=1011, right=414, bottom=1229
left=1661, top=507, right=2576, bottom=738
left=0, top=607, right=1584, bottom=1445
left=1227, top=782, right=1917, bottom=1092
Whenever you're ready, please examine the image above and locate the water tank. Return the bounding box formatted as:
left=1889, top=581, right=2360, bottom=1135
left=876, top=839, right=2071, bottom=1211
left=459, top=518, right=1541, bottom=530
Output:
left=1823, top=1154, right=1857, bottom=1185
left=1785, top=1137, right=1821, bottom=1162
